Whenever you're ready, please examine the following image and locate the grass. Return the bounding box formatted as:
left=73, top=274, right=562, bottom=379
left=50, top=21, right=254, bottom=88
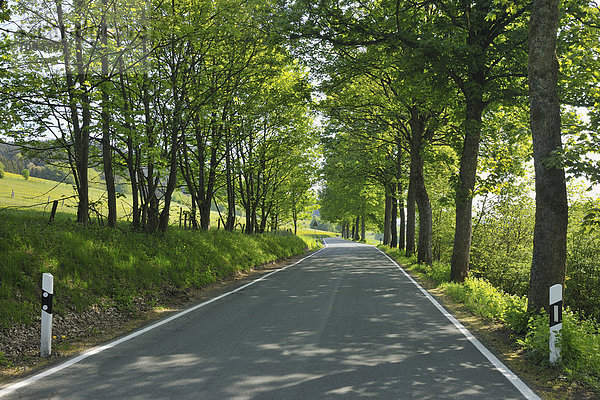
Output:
left=0, top=172, right=209, bottom=226
left=296, top=228, right=338, bottom=250
left=0, top=208, right=310, bottom=329
left=441, top=278, right=529, bottom=333
left=380, top=246, right=600, bottom=396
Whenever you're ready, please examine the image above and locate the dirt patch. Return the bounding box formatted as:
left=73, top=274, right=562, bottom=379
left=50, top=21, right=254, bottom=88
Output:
left=0, top=253, right=305, bottom=386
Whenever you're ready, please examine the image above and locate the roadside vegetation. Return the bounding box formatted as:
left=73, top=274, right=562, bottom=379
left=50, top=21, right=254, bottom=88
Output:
left=0, top=172, right=330, bottom=376
left=0, top=209, right=311, bottom=331
left=1, top=0, right=599, bottom=397
left=309, top=2, right=600, bottom=398
left=381, top=247, right=600, bottom=395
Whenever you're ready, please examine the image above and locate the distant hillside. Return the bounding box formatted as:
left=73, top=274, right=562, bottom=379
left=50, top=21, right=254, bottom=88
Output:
left=0, top=142, right=74, bottom=184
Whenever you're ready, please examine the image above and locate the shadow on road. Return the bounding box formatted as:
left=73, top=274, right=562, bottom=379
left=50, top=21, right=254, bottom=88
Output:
left=8, top=239, right=528, bottom=399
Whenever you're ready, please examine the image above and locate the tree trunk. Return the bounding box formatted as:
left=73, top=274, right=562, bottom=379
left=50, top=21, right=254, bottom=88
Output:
left=196, top=129, right=209, bottom=229
left=361, top=212, right=366, bottom=241
left=406, top=180, right=416, bottom=256
left=75, top=0, right=90, bottom=226
left=197, top=116, right=223, bottom=230
left=293, top=208, right=298, bottom=235
left=225, top=133, right=236, bottom=231
left=271, top=212, right=278, bottom=232
left=396, top=142, right=405, bottom=250
left=416, top=187, right=433, bottom=265
left=141, top=70, right=160, bottom=232
left=450, top=98, right=484, bottom=281
left=57, top=0, right=89, bottom=226
left=391, top=190, right=398, bottom=248
left=398, top=182, right=406, bottom=251
left=383, top=190, right=392, bottom=245
left=409, top=108, right=433, bottom=265
left=158, top=88, right=182, bottom=232
left=259, top=200, right=269, bottom=233
left=158, top=131, right=179, bottom=232
left=527, top=0, right=568, bottom=314
left=100, top=1, right=116, bottom=228
left=128, top=139, right=140, bottom=229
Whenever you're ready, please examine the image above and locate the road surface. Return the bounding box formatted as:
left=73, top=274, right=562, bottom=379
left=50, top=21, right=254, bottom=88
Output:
left=0, top=238, right=538, bottom=399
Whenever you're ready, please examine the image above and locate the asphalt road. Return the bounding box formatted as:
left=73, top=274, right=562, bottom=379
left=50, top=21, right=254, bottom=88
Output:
left=1, top=238, right=539, bottom=399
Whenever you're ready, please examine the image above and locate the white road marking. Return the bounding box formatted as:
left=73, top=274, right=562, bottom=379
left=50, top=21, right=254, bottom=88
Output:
left=0, top=245, right=327, bottom=398
left=376, top=247, right=541, bottom=400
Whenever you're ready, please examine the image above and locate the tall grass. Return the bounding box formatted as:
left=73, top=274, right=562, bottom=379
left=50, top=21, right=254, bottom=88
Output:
left=0, top=209, right=308, bottom=328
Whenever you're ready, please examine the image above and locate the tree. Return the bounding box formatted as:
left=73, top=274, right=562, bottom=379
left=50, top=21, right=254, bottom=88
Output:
left=99, top=0, right=116, bottom=228
left=527, top=0, right=568, bottom=313
left=319, top=129, right=386, bottom=239
left=22, top=168, right=29, bottom=180
left=283, top=0, right=529, bottom=274
left=0, top=161, right=4, bottom=179
left=319, top=78, right=399, bottom=245
left=555, top=2, right=600, bottom=196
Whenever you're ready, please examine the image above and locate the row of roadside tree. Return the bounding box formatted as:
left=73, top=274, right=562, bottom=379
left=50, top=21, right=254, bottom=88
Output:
left=296, top=0, right=600, bottom=314
left=0, top=0, right=318, bottom=234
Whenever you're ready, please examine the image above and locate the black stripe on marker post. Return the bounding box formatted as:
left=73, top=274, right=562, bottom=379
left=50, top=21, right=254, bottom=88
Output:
left=42, top=291, right=53, bottom=315
left=549, top=300, right=562, bottom=327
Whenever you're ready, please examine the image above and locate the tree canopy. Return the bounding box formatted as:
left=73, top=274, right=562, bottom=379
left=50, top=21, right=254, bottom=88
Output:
left=1, top=0, right=600, bottom=317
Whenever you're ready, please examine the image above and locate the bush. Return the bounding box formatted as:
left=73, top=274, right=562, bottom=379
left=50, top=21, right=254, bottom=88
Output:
left=22, top=168, right=29, bottom=180
left=442, top=277, right=529, bottom=333
left=0, top=161, right=4, bottom=179
left=469, top=186, right=535, bottom=297
left=566, top=224, right=600, bottom=322
left=520, top=309, right=600, bottom=388
left=406, top=260, right=450, bottom=285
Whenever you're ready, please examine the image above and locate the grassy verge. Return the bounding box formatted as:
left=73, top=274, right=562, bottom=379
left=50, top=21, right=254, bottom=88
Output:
left=297, top=228, right=338, bottom=250
left=0, top=209, right=310, bottom=331
left=380, top=246, right=600, bottom=399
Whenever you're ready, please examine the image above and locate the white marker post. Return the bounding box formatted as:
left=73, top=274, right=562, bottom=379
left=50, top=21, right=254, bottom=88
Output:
left=41, top=273, right=54, bottom=358
left=549, top=283, right=562, bottom=364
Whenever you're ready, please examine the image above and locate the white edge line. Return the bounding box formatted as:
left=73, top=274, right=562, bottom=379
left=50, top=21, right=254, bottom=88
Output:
left=376, top=248, right=541, bottom=400
left=0, top=245, right=327, bottom=398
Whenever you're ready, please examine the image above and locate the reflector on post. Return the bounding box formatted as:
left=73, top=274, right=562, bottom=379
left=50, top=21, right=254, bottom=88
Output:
left=41, top=273, right=54, bottom=358
left=549, top=284, right=562, bottom=364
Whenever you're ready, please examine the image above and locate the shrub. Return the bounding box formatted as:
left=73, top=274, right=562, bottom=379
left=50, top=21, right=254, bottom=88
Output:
left=520, top=309, right=600, bottom=388
left=469, top=186, right=535, bottom=297
left=566, top=225, right=600, bottom=322
left=22, top=168, right=29, bottom=180
left=404, top=260, right=450, bottom=285
left=442, top=277, right=529, bottom=333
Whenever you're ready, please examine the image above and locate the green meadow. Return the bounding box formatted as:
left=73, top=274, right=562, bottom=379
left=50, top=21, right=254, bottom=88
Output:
left=0, top=174, right=336, bottom=331
left=0, top=171, right=221, bottom=227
